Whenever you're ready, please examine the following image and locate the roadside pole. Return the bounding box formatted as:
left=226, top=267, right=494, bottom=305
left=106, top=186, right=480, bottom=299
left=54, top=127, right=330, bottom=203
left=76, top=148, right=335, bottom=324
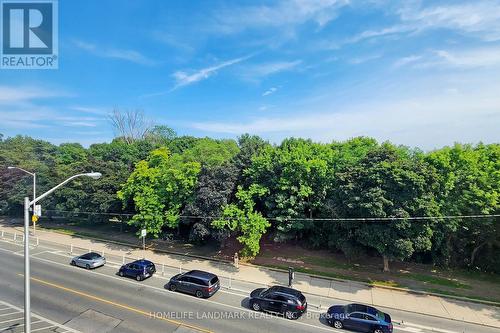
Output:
left=24, top=197, right=31, bottom=332
left=141, top=229, right=147, bottom=259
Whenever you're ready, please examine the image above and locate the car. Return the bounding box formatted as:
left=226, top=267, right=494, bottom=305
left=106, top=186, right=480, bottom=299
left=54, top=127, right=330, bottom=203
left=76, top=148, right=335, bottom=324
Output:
left=248, top=286, right=307, bottom=319
left=118, top=259, right=156, bottom=281
left=168, top=270, right=220, bottom=298
left=327, top=303, right=393, bottom=333
left=70, top=252, right=106, bottom=269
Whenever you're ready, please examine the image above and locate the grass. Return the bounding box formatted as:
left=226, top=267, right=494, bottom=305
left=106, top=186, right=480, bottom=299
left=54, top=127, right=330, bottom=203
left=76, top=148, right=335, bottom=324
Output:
left=369, top=280, right=403, bottom=288
left=423, top=288, right=500, bottom=304
left=262, top=263, right=371, bottom=283
left=404, top=273, right=471, bottom=289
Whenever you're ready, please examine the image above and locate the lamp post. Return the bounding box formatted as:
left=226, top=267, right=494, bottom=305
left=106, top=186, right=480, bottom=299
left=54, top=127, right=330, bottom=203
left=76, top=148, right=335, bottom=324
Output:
left=7, top=167, right=36, bottom=234
left=23, top=172, right=101, bottom=333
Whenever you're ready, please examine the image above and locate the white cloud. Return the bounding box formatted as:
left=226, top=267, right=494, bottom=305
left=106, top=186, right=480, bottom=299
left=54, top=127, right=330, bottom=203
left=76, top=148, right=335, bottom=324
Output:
left=172, top=55, right=252, bottom=89
left=350, top=1, right=500, bottom=43
left=396, top=47, right=500, bottom=69
left=393, top=55, right=422, bottom=68
left=241, top=60, right=302, bottom=81
left=0, top=86, right=68, bottom=104
left=263, top=87, right=278, bottom=96
left=73, top=40, right=156, bottom=65
left=213, top=0, right=349, bottom=33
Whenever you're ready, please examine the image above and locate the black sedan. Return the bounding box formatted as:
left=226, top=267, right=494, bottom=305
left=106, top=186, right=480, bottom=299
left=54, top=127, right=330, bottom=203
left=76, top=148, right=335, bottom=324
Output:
left=327, top=303, right=393, bottom=333
left=248, top=286, right=307, bottom=320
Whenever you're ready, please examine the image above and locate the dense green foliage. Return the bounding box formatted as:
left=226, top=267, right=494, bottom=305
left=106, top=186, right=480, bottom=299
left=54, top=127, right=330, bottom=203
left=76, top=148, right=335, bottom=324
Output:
left=0, top=133, right=498, bottom=271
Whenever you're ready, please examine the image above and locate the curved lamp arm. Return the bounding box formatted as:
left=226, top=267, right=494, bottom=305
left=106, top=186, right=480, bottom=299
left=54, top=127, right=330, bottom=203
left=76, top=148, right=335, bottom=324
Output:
left=30, top=172, right=101, bottom=205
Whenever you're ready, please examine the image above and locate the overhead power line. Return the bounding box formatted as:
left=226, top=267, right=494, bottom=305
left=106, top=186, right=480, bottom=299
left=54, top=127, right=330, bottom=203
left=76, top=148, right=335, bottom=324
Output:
left=43, top=209, right=500, bottom=222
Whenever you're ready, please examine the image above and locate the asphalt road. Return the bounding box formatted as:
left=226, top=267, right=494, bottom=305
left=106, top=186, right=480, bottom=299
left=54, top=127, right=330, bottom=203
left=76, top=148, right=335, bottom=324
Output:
left=0, top=238, right=497, bottom=333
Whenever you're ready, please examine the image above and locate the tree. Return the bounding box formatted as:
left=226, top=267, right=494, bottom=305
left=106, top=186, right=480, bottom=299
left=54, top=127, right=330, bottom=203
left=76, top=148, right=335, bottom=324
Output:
left=245, top=138, right=334, bottom=242
left=118, top=147, right=200, bottom=237
left=212, top=185, right=270, bottom=257
left=332, top=144, right=440, bottom=271
left=426, top=143, right=500, bottom=269
left=109, top=109, right=153, bottom=144
left=182, top=163, right=239, bottom=243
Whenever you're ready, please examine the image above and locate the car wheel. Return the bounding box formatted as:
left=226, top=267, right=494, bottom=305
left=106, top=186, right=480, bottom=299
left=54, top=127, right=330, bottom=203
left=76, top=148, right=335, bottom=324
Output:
left=119, top=271, right=124, bottom=277
left=136, top=275, right=142, bottom=281
left=374, top=329, right=384, bottom=333
left=70, top=261, right=76, bottom=266
left=85, top=264, right=90, bottom=270
left=285, top=311, right=295, bottom=320
left=333, top=320, right=343, bottom=329
left=169, top=283, right=177, bottom=291
left=252, top=301, right=261, bottom=312
left=195, top=290, right=203, bottom=298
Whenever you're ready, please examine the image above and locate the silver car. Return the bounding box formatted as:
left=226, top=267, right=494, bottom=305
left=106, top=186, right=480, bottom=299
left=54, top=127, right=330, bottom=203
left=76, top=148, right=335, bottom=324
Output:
left=70, top=252, right=106, bottom=269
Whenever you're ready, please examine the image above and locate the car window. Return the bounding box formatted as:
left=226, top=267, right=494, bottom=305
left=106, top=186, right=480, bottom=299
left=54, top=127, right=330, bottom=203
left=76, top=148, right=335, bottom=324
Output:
left=275, top=295, right=290, bottom=302
left=209, top=277, right=219, bottom=285
left=265, top=293, right=278, bottom=300
left=89, top=253, right=101, bottom=259
left=191, top=277, right=204, bottom=285
left=364, top=314, right=377, bottom=322
left=80, top=254, right=90, bottom=260
left=349, top=313, right=364, bottom=319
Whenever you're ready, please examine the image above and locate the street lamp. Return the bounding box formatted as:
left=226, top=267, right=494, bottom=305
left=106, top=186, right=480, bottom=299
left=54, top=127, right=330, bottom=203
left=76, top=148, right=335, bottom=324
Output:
left=23, top=172, right=101, bottom=333
left=7, top=166, right=36, bottom=234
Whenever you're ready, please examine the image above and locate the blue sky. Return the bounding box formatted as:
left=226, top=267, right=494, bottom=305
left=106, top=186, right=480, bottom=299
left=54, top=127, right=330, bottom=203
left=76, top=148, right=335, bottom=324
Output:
left=1, top=0, right=500, bottom=149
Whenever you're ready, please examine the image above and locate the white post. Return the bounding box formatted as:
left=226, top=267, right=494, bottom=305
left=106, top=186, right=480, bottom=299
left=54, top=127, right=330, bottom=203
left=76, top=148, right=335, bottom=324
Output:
left=162, top=264, right=165, bottom=276
left=1, top=230, right=3, bottom=238
left=122, top=255, right=125, bottom=264
left=36, top=237, right=39, bottom=246
left=70, top=244, right=73, bottom=255
left=32, top=173, right=36, bottom=235
left=101, top=250, right=104, bottom=257
left=14, top=232, right=17, bottom=241
left=24, top=197, right=31, bottom=333
left=88, top=248, right=91, bottom=253
left=179, top=263, right=182, bottom=274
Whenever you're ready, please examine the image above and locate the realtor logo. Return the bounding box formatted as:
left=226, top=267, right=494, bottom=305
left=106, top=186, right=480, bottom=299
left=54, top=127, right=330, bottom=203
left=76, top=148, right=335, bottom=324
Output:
left=1, top=0, right=58, bottom=69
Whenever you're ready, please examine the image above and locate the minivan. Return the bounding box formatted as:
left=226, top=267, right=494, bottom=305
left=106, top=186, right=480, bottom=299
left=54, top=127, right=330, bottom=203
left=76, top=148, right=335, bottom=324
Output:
left=168, top=270, right=220, bottom=298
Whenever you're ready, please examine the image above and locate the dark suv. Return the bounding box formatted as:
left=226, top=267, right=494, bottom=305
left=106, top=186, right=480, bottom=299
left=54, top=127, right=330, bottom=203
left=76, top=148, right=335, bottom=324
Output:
left=327, top=303, right=393, bottom=333
left=118, top=259, right=156, bottom=281
left=168, top=270, right=220, bottom=298
left=249, top=286, right=307, bottom=319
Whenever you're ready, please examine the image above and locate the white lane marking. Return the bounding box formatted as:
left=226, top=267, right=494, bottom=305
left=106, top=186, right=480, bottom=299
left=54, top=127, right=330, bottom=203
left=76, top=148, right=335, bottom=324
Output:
left=0, top=316, right=23, bottom=324
left=0, top=300, right=81, bottom=333
left=0, top=244, right=334, bottom=333
left=31, top=325, right=56, bottom=332
left=395, top=327, right=422, bottom=332
left=0, top=311, right=20, bottom=316
left=403, top=322, right=460, bottom=333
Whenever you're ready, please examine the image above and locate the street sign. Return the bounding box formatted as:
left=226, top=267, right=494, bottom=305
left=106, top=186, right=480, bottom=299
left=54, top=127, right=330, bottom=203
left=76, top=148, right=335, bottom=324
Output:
left=141, top=229, right=147, bottom=237
left=34, top=205, right=42, bottom=216
left=31, top=215, right=38, bottom=223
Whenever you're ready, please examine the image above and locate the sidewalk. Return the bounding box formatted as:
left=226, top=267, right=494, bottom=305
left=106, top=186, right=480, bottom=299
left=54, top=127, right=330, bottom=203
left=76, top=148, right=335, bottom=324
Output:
left=1, top=223, right=499, bottom=328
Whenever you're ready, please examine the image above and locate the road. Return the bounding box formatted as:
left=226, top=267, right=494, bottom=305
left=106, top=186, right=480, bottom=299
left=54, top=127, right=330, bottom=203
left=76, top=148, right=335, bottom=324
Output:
left=0, top=238, right=497, bottom=333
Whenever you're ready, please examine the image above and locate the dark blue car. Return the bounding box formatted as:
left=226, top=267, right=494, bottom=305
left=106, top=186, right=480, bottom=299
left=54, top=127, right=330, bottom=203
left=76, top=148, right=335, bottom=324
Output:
left=327, top=303, right=393, bottom=333
left=118, top=259, right=156, bottom=281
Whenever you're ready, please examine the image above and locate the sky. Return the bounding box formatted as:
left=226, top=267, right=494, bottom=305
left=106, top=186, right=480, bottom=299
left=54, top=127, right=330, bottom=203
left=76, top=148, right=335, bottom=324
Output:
left=1, top=0, right=500, bottom=150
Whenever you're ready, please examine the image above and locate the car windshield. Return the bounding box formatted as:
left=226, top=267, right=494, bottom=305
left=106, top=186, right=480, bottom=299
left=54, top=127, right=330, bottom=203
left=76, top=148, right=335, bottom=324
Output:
left=209, top=277, right=218, bottom=285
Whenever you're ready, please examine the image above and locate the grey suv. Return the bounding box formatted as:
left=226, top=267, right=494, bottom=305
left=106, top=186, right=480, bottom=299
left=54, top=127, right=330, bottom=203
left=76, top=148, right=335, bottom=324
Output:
left=168, top=270, right=220, bottom=298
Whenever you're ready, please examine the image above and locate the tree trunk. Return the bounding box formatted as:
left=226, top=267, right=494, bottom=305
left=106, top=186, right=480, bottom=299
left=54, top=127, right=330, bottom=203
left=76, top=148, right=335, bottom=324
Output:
left=470, top=241, right=487, bottom=267
left=382, top=255, right=390, bottom=272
